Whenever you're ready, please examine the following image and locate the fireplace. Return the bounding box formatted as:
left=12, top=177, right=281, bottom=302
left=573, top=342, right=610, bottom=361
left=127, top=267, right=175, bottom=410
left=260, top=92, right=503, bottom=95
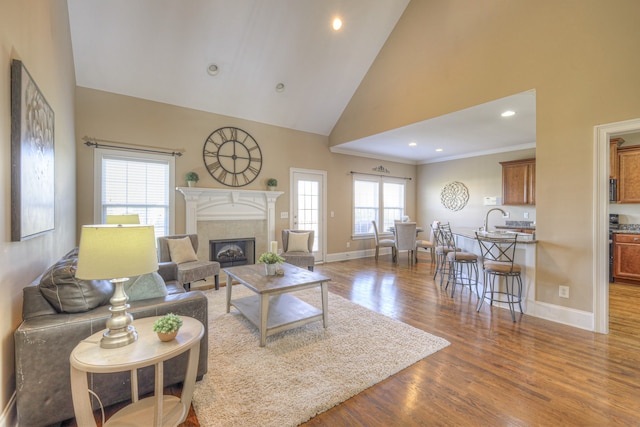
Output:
left=177, top=187, right=284, bottom=256
left=210, top=238, right=256, bottom=268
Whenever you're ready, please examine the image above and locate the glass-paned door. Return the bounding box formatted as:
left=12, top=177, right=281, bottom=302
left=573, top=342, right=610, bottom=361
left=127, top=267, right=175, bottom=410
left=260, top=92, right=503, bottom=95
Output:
left=291, top=169, right=326, bottom=263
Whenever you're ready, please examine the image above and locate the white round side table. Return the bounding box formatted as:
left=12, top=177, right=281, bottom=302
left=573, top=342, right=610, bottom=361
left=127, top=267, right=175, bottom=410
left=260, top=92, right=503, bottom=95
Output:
left=70, top=316, right=204, bottom=427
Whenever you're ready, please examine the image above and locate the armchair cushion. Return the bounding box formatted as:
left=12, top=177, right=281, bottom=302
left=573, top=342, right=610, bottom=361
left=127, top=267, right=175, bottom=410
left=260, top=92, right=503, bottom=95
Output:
left=167, top=236, right=198, bottom=264
left=287, top=231, right=311, bottom=253
left=38, top=256, right=113, bottom=313
left=123, top=272, right=168, bottom=301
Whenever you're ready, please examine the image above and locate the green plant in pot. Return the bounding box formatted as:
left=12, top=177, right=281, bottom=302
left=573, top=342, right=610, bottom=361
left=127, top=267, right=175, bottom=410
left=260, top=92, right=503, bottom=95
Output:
left=153, top=313, right=183, bottom=341
left=258, top=251, right=285, bottom=276
left=267, top=178, right=278, bottom=191
left=185, top=172, right=199, bottom=187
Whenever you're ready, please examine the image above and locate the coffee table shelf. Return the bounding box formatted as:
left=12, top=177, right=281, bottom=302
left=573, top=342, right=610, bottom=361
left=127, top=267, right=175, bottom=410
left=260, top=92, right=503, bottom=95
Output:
left=231, top=293, right=324, bottom=337
left=224, top=263, right=331, bottom=346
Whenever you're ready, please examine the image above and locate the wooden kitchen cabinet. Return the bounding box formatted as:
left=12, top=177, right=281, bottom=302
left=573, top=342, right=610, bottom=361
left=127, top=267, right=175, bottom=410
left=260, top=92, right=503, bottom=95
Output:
left=610, top=137, right=624, bottom=180
left=613, top=233, right=640, bottom=284
left=618, top=146, right=640, bottom=203
left=500, top=158, right=535, bottom=205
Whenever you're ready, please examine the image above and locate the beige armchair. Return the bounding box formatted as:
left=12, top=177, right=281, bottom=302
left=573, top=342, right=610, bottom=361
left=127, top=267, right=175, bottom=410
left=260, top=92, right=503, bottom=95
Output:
left=282, top=229, right=315, bottom=271
left=157, top=234, right=220, bottom=290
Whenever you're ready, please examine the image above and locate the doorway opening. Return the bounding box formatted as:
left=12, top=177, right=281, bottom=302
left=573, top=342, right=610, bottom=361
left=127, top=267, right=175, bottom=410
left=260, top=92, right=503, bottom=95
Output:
left=594, top=118, right=640, bottom=333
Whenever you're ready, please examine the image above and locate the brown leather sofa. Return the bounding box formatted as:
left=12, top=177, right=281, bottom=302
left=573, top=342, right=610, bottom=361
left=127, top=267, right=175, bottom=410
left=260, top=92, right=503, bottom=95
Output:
left=14, top=251, right=209, bottom=427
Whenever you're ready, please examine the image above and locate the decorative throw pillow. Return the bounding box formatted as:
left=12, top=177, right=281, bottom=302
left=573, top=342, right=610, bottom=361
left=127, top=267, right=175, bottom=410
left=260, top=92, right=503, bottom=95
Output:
left=123, top=272, right=168, bottom=301
left=287, top=232, right=310, bottom=253
left=39, top=256, right=113, bottom=313
left=167, top=236, right=198, bottom=264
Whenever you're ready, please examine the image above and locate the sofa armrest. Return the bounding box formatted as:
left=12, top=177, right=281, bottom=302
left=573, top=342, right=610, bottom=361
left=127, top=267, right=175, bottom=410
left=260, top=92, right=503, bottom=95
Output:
left=158, top=261, right=178, bottom=283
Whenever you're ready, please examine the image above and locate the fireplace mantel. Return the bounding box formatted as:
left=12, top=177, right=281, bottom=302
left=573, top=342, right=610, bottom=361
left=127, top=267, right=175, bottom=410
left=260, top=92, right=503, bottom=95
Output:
left=177, top=187, right=284, bottom=242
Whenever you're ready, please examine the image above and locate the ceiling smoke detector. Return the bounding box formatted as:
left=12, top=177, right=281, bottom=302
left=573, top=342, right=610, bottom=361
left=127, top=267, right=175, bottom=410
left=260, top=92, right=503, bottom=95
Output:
left=275, top=83, right=285, bottom=93
left=207, top=64, right=219, bottom=76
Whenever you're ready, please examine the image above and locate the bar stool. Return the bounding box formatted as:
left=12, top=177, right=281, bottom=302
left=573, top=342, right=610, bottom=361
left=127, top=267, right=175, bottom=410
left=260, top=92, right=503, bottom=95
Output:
left=433, top=223, right=460, bottom=285
left=475, top=232, right=523, bottom=322
left=441, top=226, right=479, bottom=297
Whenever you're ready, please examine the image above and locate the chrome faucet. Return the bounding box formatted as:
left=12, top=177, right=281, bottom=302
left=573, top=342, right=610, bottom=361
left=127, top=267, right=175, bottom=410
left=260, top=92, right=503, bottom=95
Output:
left=484, top=208, right=507, bottom=232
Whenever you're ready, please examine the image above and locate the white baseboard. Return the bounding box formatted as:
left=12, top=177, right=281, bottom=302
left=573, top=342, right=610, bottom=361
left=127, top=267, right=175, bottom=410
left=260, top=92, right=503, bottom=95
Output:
left=0, top=392, right=17, bottom=427
left=526, top=300, right=594, bottom=331
left=325, top=248, right=388, bottom=263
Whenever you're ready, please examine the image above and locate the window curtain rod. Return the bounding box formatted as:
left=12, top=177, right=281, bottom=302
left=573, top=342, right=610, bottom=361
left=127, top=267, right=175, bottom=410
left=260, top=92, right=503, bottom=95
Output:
left=83, top=136, right=183, bottom=157
left=349, top=171, right=412, bottom=181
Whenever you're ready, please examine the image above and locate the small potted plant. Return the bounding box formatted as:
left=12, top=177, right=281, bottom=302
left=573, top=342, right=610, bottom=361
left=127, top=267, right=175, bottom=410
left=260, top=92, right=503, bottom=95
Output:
left=185, top=172, right=199, bottom=187
left=267, top=178, right=278, bottom=191
left=153, top=313, right=183, bottom=341
left=258, top=251, right=285, bottom=276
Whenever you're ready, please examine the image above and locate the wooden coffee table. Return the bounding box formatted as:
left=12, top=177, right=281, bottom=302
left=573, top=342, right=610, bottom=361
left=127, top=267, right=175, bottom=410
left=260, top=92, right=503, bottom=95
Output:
left=224, top=263, right=331, bottom=346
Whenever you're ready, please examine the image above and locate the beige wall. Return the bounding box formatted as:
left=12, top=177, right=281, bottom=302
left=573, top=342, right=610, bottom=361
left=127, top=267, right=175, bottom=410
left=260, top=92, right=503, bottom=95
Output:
left=417, top=149, right=537, bottom=230
left=75, top=88, right=417, bottom=256
left=0, top=0, right=76, bottom=421
left=331, top=0, right=640, bottom=312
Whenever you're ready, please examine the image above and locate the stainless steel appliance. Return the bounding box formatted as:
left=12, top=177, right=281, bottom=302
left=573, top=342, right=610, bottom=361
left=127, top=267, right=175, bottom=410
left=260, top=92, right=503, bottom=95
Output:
left=609, top=214, right=619, bottom=282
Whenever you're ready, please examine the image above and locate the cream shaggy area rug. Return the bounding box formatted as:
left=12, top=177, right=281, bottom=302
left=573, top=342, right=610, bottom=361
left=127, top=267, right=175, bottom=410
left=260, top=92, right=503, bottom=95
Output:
left=192, top=285, right=450, bottom=427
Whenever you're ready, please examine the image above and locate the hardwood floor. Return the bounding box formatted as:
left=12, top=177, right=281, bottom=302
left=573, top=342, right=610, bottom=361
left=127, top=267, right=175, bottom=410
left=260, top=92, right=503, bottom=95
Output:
left=66, top=255, right=640, bottom=426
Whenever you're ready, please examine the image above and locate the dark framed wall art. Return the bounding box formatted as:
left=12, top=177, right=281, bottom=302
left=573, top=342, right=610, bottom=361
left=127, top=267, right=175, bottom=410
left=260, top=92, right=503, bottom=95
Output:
left=10, top=59, right=55, bottom=241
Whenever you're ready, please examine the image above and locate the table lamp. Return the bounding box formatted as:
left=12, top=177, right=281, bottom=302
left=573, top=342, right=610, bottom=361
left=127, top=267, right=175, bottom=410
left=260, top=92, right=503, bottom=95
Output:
left=105, top=214, right=140, bottom=224
left=76, top=224, right=158, bottom=348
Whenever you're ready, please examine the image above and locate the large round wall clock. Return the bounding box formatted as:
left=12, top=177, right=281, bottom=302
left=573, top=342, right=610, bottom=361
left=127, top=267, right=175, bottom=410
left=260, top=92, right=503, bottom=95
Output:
left=202, top=126, right=263, bottom=187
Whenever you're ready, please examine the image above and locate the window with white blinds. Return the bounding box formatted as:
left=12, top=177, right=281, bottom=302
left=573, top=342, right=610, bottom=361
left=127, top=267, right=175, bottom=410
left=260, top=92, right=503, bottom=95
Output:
left=353, top=174, right=405, bottom=236
left=94, top=149, right=175, bottom=239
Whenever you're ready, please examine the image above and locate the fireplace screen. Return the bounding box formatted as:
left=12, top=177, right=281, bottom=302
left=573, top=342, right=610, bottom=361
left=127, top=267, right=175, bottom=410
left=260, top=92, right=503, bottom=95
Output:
left=210, top=238, right=255, bottom=267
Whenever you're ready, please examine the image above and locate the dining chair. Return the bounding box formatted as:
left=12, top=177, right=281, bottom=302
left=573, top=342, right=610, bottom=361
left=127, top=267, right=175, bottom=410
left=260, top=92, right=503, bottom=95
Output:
left=394, top=221, right=417, bottom=265
left=475, top=232, right=523, bottom=321
left=416, top=220, right=438, bottom=264
left=371, top=221, right=396, bottom=261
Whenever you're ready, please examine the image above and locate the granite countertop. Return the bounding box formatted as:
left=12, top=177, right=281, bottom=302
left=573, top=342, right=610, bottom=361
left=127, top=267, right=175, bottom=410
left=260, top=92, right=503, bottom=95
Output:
left=612, top=224, right=640, bottom=235
left=495, top=220, right=536, bottom=230
left=453, top=227, right=537, bottom=244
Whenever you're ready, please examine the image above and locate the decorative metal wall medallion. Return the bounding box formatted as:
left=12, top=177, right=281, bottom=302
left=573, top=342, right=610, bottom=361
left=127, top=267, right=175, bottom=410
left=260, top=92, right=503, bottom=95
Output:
left=440, top=181, right=469, bottom=211
left=372, top=165, right=390, bottom=174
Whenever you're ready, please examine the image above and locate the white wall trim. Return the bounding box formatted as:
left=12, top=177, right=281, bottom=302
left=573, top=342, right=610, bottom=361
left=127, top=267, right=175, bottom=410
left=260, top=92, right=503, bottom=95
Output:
left=176, top=187, right=283, bottom=243
left=527, top=301, right=595, bottom=331
left=0, top=392, right=17, bottom=427
left=593, top=118, right=640, bottom=334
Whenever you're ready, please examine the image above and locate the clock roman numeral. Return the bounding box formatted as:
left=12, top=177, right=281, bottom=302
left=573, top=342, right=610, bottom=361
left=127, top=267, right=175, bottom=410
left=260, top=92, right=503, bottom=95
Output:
left=206, top=136, right=222, bottom=149
left=207, top=161, right=221, bottom=172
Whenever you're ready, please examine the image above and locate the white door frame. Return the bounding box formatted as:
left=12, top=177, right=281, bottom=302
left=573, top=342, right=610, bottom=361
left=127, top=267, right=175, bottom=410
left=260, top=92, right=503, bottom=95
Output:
left=593, top=117, right=640, bottom=334
left=290, top=168, right=327, bottom=264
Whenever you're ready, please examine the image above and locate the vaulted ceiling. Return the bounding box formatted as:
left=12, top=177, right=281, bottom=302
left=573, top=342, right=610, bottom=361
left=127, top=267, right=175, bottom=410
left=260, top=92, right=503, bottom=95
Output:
left=67, top=0, right=535, bottom=164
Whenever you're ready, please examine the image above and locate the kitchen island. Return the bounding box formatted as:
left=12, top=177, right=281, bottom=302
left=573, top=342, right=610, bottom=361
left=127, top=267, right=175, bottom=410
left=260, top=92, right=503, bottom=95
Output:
left=451, top=228, right=537, bottom=315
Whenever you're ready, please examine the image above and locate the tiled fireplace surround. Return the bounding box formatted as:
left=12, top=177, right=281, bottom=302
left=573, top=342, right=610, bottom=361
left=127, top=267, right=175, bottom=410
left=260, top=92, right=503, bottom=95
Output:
left=177, top=187, right=284, bottom=260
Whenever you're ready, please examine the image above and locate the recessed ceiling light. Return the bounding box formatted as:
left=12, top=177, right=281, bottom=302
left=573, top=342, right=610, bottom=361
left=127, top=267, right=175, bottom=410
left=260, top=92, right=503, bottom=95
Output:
left=435, top=148, right=443, bottom=152
left=501, top=110, right=516, bottom=117
left=207, top=64, right=219, bottom=76
left=409, top=142, right=417, bottom=147
left=332, top=17, right=343, bottom=31
left=275, top=83, right=285, bottom=93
